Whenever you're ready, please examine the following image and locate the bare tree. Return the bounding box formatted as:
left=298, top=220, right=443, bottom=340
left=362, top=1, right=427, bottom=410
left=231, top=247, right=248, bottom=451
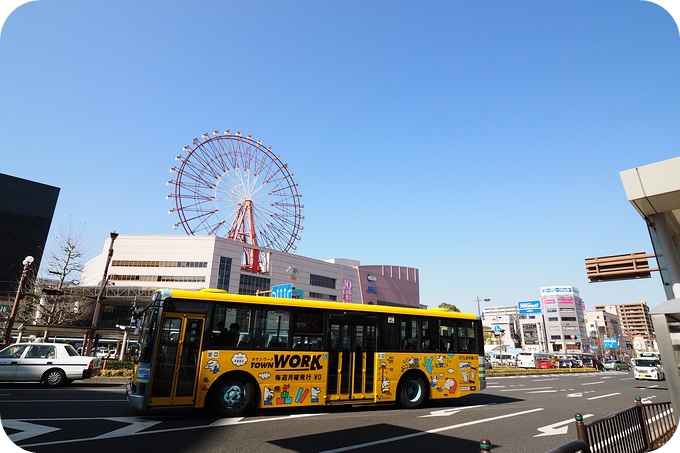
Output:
left=20, top=223, right=94, bottom=326
left=43, top=223, right=90, bottom=288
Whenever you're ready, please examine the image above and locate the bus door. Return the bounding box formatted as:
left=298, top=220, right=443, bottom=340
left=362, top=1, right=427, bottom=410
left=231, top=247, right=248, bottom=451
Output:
left=327, top=315, right=376, bottom=402
left=148, top=312, right=205, bottom=407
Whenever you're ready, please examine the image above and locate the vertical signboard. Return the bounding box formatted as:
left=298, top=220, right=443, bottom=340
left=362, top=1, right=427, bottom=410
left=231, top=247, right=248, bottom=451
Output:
left=342, top=278, right=352, bottom=303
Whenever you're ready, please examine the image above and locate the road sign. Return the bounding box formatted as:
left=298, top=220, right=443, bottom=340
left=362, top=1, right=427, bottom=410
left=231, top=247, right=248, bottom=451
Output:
left=271, top=283, right=293, bottom=298
left=494, top=325, right=502, bottom=334
left=603, top=338, right=618, bottom=348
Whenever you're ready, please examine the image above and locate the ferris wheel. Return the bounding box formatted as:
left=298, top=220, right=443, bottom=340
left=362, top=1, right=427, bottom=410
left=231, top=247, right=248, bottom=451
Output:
left=167, top=130, right=304, bottom=271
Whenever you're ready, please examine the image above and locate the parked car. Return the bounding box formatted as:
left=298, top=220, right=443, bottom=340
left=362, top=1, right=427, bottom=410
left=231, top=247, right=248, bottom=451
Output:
left=537, top=359, right=552, bottom=369
left=603, top=360, right=631, bottom=371
left=634, top=358, right=664, bottom=381
left=0, top=343, right=102, bottom=386
left=96, top=348, right=117, bottom=359
left=558, top=359, right=579, bottom=368
left=582, top=358, right=605, bottom=371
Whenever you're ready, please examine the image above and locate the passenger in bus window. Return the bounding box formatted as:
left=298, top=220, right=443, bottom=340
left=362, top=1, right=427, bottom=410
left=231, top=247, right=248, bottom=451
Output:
left=225, top=323, right=240, bottom=346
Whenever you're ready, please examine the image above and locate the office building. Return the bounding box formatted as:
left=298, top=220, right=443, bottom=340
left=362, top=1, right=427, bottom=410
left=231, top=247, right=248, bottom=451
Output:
left=0, top=174, right=59, bottom=302
left=541, top=286, right=590, bottom=353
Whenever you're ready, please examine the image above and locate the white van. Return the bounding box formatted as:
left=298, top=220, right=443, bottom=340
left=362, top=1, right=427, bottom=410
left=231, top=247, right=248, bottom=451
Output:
left=634, top=357, right=664, bottom=381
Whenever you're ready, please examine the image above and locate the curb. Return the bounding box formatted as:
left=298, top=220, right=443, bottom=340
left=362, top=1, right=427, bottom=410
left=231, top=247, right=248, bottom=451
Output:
left=82, top=376, right=129, bottom=384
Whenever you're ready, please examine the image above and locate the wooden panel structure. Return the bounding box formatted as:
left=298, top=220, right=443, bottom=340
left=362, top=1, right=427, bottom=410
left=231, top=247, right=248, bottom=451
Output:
left=585, top=252, right=658, bottom=283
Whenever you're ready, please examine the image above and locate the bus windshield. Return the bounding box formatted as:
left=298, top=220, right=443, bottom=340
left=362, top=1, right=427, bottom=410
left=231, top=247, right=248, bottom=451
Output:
left=137, top=306, right=160, bottom=364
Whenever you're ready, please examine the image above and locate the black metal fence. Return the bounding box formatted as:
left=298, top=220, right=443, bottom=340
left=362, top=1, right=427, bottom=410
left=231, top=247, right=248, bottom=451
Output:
left=546, top=396, right=676, bottom=453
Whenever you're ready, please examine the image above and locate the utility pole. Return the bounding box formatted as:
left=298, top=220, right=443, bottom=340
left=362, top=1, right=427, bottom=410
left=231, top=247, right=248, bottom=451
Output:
left=476, top=296, right=491, bottom=318
left=85, top=232, right=118, bottom=356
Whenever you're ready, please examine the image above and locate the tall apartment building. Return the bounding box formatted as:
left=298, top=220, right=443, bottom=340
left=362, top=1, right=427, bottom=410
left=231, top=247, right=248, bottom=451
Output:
left=593, top=302, right=655, bottom=343
left=585, top=310, right=623, bottom=359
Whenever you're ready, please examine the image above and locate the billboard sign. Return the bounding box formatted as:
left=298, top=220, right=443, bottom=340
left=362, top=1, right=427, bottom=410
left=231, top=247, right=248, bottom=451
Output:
left=518, top=300, right=541, bottom=314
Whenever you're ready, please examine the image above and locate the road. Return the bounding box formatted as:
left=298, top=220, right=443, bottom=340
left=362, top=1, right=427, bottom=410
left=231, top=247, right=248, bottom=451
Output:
left=0, top=370, right=673, bottom=453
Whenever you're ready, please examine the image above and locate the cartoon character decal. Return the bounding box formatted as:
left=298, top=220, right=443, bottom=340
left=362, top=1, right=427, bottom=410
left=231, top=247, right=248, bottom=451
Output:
left=205, top=359, right=220, bottom=374
left=263, top=386, right=274, bottom=405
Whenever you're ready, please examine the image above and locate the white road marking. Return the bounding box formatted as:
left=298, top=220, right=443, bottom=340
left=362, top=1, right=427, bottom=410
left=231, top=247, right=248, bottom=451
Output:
left=501, top=386, right=552, bottom=392
left=4, top=420, right=61, bottom=443
left=420, top=404, right=488, bottom=418
left=587, top=392, right=620, bottom=400
left=319, top=408, right=545, bottom=452
left=534, top=414, right=593, bottom=437
left=8, top=413, right=325, bottom=448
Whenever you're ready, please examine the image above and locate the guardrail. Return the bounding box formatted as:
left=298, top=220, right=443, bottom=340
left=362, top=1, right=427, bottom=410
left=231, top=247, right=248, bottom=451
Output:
left=546, top=396, right=676, bottom=453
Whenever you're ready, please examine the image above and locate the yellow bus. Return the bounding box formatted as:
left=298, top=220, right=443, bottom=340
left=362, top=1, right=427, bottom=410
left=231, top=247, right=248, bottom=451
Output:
left=126, top=288, right=486, bottom=416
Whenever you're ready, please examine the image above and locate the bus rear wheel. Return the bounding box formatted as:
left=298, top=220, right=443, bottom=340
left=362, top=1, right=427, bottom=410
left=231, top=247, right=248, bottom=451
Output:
left=209, top=378, right=254, bottom=417
left=398, top=375, right=427, bottom=409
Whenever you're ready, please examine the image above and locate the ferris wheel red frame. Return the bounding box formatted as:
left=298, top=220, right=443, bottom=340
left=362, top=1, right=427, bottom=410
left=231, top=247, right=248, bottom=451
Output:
left=167, top=130, right=304, bottom=272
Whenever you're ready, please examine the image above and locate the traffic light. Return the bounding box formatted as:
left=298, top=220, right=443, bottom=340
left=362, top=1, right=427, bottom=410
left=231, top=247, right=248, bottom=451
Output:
left=625, top=339, right=631, bottom=350
left=42, top=288, right=64, bottom=296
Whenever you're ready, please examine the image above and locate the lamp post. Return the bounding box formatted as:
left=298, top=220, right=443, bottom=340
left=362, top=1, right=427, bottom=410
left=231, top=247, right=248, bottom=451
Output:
left=3, top=256, right=34, bottom=346
left=85, top=232, right=118, bottom=356
left=476, top=296, right=491, bottom=318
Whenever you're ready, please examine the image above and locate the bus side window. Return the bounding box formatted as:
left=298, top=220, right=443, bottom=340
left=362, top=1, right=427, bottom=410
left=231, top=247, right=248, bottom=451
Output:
left=441, top=335, right=452, bottom=352
left=457, top=325, right=468, bottom=353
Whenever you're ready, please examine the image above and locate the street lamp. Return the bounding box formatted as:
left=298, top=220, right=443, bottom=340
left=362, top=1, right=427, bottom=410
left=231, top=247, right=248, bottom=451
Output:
left=85, top=232, right=119, bottom=356
left=476, top=296, right=491, bottom=318
left=3, top=256, right=34, bottom=346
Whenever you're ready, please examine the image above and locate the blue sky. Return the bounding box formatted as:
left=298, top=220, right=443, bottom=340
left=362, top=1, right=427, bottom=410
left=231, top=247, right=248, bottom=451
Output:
left=1, top=0, right=680, bottom=314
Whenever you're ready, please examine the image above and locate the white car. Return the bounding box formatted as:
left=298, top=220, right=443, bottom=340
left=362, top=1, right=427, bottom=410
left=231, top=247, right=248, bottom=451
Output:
left=0, top=343, right=102, bottom=386
left=634, top=358, right=664, bottom=381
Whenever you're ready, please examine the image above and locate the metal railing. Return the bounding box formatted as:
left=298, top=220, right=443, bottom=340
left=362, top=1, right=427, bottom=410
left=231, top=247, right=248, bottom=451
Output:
left=481, top=397, right=675, bottom=452
left=547, top=397, right=676, bottom=453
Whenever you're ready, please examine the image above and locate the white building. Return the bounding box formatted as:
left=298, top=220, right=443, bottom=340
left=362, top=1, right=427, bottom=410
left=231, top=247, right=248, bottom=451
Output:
left=81, top=235, right=421, bottom=308
left=585, top=309, right=623, bottom=360
left=541, top=286, right=590, bottom=354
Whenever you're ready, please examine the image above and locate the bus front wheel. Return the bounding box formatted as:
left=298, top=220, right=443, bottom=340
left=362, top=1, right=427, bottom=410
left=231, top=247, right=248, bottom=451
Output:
left=209, top=378, right=254, bottom=417
left=398, top=375, right=427, bottom=409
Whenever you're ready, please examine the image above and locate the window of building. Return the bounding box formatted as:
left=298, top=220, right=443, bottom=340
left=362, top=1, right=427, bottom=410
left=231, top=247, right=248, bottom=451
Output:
left=310, top=274, right=336, bottom=289
left=308, top=292, right=337, bottom=301
left=217, top=257, right=232, bottom=291
left=239, top=274, right=270, bottom=296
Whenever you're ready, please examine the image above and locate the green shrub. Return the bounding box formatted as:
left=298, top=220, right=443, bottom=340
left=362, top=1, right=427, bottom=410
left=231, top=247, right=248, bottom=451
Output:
left=102, top=359, right=135, bottom=371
